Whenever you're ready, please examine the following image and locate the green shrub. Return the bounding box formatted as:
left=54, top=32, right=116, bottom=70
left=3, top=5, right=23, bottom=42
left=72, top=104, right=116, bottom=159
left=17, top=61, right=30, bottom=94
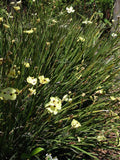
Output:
left=0, top=2, right=120, bottom=160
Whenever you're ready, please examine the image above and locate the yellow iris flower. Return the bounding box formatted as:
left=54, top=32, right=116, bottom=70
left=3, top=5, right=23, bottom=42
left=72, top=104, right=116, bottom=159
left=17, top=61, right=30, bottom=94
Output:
left=0, top=87, right=19, bottom=100
left=38, top=75, right=50, bottom=84
left=71, top=119, right=81, bottom=128
left=0, top=17, right=3, bottom=22
left=23, top=29, right=34, bottom=34
left=13, top=6, right=21, bottom=11
left=27, top=76, right=37, bottom=85
left=45, top=97, right=62, bottom=115
left=3, top=24, right=10, bottom=29
left=28, top=87, right=36, bottom=95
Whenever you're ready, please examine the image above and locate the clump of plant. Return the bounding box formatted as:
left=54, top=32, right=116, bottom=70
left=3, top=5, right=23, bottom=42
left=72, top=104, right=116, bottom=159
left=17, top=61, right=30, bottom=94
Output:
left=0, top=2, right=120, bottom=160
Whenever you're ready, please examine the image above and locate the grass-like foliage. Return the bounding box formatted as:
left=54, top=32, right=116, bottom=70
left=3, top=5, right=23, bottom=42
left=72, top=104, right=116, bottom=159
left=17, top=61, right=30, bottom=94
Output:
left=0, top=1, right=120, bottom=160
